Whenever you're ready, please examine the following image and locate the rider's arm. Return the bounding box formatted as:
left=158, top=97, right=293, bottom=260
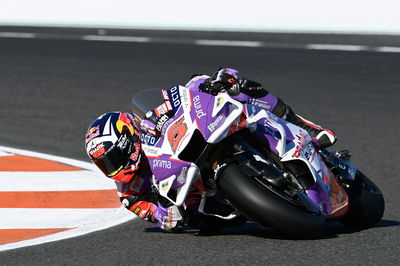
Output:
left=116, top=176, right=159, bottom=223
left=116, top=177, right=185, bottom=232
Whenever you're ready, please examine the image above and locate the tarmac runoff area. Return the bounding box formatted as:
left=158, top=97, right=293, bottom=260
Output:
left=0, top=146, right=133, bottom=252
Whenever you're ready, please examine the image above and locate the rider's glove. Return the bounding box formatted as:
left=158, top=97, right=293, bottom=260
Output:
left=199, top=68, right=239, bottom=95
left=156, top=205, right=185, bottom=233
left=236, top=78, right=268, bottom=98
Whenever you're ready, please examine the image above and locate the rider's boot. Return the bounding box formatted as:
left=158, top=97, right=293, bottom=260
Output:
left=295, top=114, right=337, bottom=149
left=272, top=99, right=337, bottom=149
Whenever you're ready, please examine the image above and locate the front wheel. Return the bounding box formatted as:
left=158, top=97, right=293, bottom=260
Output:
left=339, top=170, right=385, bottom=228
left=217, top=164, right=327, bottom=239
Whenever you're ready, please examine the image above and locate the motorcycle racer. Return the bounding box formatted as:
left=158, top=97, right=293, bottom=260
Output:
left=187, top=68, right=336, bottom=149
left=84, top=67, right=337, bottom=233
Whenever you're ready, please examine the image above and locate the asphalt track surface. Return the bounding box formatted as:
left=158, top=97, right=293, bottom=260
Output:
left=0, top=28, right=399, bottom=265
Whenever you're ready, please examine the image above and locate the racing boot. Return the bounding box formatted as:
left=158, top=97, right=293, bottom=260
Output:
left=295, top=114, right=337, bottom=149
left=272, top=98, right=337, bottom=149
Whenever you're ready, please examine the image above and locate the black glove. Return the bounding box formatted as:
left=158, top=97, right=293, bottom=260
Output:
left=236, top=78, right=269, bottom=98
left=199, top=68, right=238, bottom=95
left=199, top=70, right=269, bottom=98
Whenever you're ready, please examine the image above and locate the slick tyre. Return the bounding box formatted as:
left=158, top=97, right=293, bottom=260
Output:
left=339, top=170, right=385, bottom=228
left=218, top=164, right=327, bottom=239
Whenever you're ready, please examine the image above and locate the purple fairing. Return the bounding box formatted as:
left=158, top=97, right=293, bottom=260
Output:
left=189, top=90, right=229, bottom=141
left=245, top=103, right=295, bottom=156
left=147, top=153, right=192, bottom=189
left=185, top=75, right=209, bottom=91
left=306, top=181, right=333, bottom=214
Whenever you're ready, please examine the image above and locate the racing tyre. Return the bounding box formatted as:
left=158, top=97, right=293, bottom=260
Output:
left=339, top=170, right=385, bottom=228
left=217, top=164, right=327, bottom=239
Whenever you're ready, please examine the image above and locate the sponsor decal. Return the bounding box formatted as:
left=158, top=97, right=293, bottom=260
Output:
left=165, top=101, right=173, bottom=111
left=117, top=134, right=129, bottom=150
left=168, top=86, right=181, bottom=110
left=116, top=113, right=135, bottom=135
left=130, top=143, right=141, bottom=162
left=293, top=130, right=309, bottom=158
left=156, top=114, right=170, bottom=132
left=134, top=206, right=141, bottom=214
left=207, top=115, right=224, bottom=132
left=143, top=146, right=159, bottom=156
left=215, top=96, right=224, bottom=108
left=193, top=95, right=206, bottom=119
left=89, top=143, right=105, bottom=159
left=250, top=99, right=271, bottom=110
left=155, top=103, right=170, bottom=117
left=177, top=167, right=188, bottom=184
left=160, top=180, right=170, bottom=191
left=152, top=159, right=172, bottom=169
left=85, top=126, right=100, bottom=144
left=162, top=89, right=169, bottom=101
left=140, top=133, right=157, bottom=146
left=180, top=87, right=191, bottom=109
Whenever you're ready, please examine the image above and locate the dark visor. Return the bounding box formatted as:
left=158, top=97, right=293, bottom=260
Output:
left=93, top=133, right=133, bottom=177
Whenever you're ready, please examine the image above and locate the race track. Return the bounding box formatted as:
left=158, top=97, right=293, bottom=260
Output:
left=0, top=28, right=399, bottom=265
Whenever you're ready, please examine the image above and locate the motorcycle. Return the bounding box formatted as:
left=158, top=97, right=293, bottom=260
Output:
left=131, top=85, right=384, bottom=238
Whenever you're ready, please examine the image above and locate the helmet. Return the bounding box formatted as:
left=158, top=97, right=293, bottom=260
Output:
left=85, top=112, right=142, bottom=183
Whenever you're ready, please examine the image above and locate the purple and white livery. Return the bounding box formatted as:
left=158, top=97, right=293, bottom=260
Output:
left=132, top=85, right=384, bottom=238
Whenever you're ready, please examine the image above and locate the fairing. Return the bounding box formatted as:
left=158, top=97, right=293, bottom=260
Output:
left=139, top=85, right=348, bottom=216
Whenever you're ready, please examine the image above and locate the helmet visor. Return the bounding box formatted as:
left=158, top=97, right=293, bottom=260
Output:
left=93, top=133, right=133, bottom=177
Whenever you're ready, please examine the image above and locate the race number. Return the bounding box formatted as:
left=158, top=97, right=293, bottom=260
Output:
left=167, top=117, right=188, bottom=153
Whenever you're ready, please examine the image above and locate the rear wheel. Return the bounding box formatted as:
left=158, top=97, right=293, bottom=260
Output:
left=339, top=170, right=384, bottom=228
left=217, top=163, right=327, bottom=239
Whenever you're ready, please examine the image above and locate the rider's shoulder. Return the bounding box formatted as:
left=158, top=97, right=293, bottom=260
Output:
left=185, top=75, right=210, bottom=91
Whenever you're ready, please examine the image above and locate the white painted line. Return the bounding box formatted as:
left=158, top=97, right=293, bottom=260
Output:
left=0, top=32, right=36, bottom=38
left=0, top=208, right=129, bottom=229
left=375, top=46, right=400, bottom=53
left=0, top=171, right=115, bottom=191
left=195, top=39, right=262, bottom=47
left=0, top=151, right=12, bottom=157
left=82, top=35, right=151, bottom=42
left=305, top=44, right=367, bottom=51
left=0, top=207, right=133, bottom=252
left=1, top=31, right=400, bottom=53
left=0, top=145, right=98, bottom=171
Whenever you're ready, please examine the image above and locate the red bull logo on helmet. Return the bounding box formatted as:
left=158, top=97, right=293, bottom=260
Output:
left=85, top=126, right=100, bottom=144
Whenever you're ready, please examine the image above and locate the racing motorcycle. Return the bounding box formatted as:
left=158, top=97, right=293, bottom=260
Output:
left=131, top=86, right=384, bottom=238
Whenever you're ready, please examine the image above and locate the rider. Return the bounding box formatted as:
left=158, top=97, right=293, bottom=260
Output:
left=84, top=67, right=337, bottom=233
